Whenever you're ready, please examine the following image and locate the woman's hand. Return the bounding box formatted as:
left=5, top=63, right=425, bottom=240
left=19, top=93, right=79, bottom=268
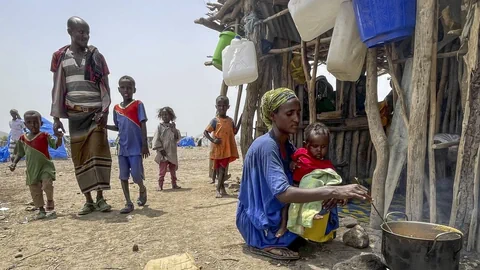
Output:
left=322, top=198, right=348, bottom=210
left=334, top=184, right=369, bottom=200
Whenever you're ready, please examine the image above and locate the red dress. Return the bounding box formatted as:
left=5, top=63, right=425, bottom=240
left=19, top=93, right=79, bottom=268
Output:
left=292, top=148, right=335, bottom=184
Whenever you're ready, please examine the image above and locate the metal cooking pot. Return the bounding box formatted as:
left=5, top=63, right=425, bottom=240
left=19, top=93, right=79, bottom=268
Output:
left=381, top=212, right=463, bottom=270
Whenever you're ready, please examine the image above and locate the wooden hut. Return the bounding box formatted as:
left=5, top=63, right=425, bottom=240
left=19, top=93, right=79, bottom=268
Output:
left=195, top=0, right=480, bottom=252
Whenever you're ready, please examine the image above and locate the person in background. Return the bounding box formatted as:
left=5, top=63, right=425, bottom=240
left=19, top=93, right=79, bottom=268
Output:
left=106, top=76, right=149, bottom=214
left=152, top=107, right=181, bottom=191
left=204, top=96, right=241, bottom=198
left=9, top=109, right=26, bottom=162
left=9, top=111, right=63, bottom=219
left=50, top=16, right=112, bottom=215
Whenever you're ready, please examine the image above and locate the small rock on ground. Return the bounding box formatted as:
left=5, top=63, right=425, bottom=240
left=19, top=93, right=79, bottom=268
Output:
left=332, top=253, right=386, bottom=270
left=132, top=244, right=139, bottom=252
left=341, top=217, right=358, bottom=228
left=14, top=253, right=23, bottom=258
left=343, top=225, right=369, bottom=249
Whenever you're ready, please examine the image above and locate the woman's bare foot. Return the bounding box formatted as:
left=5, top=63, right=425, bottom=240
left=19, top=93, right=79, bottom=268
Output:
left=262, top=247, right=299, bottom=259
left=275, top=227, right=288, bottom=238
left=220, top=187, right=228, bottom=196
left=156, top=186, right=163, bottom=191
left=216, top=190, right=223, bottom=198
left=313, top=214, right=324, bottom=220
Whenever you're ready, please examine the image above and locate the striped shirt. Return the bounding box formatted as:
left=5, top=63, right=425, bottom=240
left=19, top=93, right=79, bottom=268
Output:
left=62, top=49, right=102, bottom=108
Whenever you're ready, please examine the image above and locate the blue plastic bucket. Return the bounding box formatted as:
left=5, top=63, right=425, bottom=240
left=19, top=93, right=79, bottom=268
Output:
left=353, top=0, right=416, bottom=48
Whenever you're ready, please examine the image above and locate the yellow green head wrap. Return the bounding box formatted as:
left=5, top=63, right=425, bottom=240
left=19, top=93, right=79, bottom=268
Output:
left=261, top=87, right=297, bottom=129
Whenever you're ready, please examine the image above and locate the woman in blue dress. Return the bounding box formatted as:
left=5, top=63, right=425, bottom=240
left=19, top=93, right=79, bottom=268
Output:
left=236, top=88, right=368, bottom=260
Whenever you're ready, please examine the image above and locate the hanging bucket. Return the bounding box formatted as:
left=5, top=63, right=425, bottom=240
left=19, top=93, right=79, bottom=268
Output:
left=212, top=31, right=236, bottom=71
left=352, top=0, right=416, bottom=48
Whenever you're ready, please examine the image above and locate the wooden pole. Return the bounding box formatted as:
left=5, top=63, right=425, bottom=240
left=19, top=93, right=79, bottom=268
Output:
left=468, top=145, right=480, bottom=251
left=406, top=0, right=435, bottom=221
left=220, top=81, right=228, bottom=96
left=365, top=48, right=389, bottom=229
left=234, top=85, right=243, bottom=124
left=428, top=0, right=438, bottom=224
left=392, top=49, right=467, bottom=64
left=450, top=1, right=480, bottom=248
left=301, top=37, right=321, bottom=124
left=386, top=45, right=409, bottom=130
left=262, top=8, right=289, bottom=23
left=269, top=37, right=331, bottom=54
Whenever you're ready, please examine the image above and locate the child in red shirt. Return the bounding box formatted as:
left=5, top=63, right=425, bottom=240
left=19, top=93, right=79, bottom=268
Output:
left=277, top=122, right=338, bottom=237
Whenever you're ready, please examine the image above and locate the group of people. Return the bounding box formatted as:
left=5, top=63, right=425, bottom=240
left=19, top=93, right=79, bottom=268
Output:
left=8, top=16, right=184, bottom=218
left=7, top=15, right=370, bottom=261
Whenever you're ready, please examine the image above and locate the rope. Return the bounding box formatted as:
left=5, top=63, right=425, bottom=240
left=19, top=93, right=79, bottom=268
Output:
left=243, top=12, right=261, bottom=38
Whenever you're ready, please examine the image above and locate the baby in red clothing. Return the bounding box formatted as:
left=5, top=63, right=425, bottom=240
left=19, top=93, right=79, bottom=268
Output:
left=276, top=122, right=339, bottom=238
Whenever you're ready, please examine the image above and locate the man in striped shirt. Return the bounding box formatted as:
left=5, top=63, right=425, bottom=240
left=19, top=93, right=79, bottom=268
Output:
left=50, top=16, right=113, bottom=215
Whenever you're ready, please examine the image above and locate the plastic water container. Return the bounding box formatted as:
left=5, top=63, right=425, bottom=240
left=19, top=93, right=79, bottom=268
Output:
left=288, top=0, right=342, bottom=41
left=353, top=0, right=416, bottom=48
left=222, top=37, right=258, bottom=86
left=212, top=31, right=236, bottom=71
left=302, top=212, right=336, bottom=243
left=327, top=0, right=367, bottom=82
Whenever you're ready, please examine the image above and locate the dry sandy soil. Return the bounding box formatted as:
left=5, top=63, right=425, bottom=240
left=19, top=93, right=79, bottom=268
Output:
left=1, top=147, right=477, bottom=270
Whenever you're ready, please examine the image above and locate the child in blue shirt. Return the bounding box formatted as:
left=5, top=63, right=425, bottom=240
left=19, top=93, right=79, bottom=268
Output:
left=107, top=75, right=149, bottom=214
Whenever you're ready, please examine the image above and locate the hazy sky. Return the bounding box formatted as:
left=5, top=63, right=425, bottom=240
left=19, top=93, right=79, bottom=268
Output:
left=0, top=1, right=390, bottom=139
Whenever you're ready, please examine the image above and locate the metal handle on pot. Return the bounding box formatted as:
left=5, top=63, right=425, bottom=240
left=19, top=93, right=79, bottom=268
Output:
left=427, top=232, right=464, bottom=256
left=385, top=212, right=409, bottom=222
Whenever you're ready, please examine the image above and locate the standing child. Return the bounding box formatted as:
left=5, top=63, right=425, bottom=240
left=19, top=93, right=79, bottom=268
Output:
left=9, top=111, right=63, bottom=219
left=8, top=109, right=26, bottom=162
left=204, top=96, right=241, bottom=198
left=276, top=122, right=340, bottom=237
left=152, top=107, right=181, bottom=191
left=106, top=75, right=149, bottom=214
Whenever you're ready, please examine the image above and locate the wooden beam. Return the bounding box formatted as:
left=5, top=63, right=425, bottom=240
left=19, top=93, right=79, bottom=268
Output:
left=208, top=0, right=238, bottom=22
left=259, top=0, right=289, bottom=5
left=393, top=49, right=467, bottom=64
left=432, top=140, right=460, bottom=149
left=262, top=8, right=289, bottom=23
left=317, top=110, right=342, bottom=120
left=428, top=0, right=439, bottom=224
left=406, top=0, right=435, bottom=222
left=268, top=37, right=331, bottom=54
left=366, top=48, right=389, bottom=229
left=194, top=17, right=225, bottom=32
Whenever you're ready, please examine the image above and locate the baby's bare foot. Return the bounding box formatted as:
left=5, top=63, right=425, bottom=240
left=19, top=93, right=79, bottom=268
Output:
left=313, top=214, right=324, bottom=220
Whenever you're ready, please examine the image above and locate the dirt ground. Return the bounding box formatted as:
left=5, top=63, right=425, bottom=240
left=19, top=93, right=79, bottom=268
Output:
left=1, top=146, right=478, bottom=270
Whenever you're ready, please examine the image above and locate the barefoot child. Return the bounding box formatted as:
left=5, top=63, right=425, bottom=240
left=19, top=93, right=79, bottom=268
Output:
left=204, top=96, right=241, bottom=198
left=9, top=111, right=63, bottom=219
left=152, top=107, right=181, bottom=191
left=277, top=122, right=340, bottom=237
left=106, top=76, right=149, bottom=214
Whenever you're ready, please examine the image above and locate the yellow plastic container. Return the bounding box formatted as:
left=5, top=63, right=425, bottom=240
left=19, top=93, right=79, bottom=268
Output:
left=302, top=212, right=336, bottom=243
